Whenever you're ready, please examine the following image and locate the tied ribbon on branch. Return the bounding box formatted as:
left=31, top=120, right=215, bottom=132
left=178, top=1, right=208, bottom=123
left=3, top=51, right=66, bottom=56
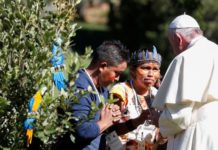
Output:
left=24, top=87, right=47, bottom=147
left=50, top=37, right=67, bottom=91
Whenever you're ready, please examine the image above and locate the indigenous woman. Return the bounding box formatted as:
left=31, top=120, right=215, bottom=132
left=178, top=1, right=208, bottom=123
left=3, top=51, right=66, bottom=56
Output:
left=110, top=46, right=166, bottom=150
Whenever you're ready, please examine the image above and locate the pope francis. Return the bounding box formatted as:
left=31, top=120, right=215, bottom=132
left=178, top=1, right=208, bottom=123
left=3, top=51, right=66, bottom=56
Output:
left=153, top=14, right=218, bottom=150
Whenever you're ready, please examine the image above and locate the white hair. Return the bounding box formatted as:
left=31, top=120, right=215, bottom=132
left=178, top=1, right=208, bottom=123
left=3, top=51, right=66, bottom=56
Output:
left=168, top=27, right=203, bottom=39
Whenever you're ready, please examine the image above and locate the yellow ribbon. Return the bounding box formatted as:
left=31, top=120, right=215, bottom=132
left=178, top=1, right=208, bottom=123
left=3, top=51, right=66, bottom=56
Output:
left=32, top=91, right=43, bottom=112
left=26, top=129, right=33, bottom=147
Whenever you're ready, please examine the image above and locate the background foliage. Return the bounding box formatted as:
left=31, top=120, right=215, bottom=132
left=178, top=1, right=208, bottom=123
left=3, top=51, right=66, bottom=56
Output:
left=75, top=0, right=218, bottom=75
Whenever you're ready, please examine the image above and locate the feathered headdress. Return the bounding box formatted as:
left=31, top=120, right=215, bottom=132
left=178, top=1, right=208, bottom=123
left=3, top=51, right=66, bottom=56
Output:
left=131, top=45, right=162, bottom=65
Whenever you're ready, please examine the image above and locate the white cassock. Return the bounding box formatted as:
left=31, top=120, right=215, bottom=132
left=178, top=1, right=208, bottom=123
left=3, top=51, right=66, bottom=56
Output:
left=152, top=36, right=218, bottom=150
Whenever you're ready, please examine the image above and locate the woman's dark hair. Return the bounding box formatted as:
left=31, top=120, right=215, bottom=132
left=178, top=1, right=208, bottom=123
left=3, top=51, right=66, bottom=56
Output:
left=90, top=40, right=129, bottom=66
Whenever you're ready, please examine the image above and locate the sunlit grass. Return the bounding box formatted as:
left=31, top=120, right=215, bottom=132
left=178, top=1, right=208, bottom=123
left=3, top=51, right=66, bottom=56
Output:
left=76, top=21, right=110, bottom=31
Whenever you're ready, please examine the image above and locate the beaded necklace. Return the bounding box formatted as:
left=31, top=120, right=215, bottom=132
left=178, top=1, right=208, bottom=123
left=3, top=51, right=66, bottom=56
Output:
left=129, top=80, right=152, bottom=115
left=83, top=69, right=103, bottom=103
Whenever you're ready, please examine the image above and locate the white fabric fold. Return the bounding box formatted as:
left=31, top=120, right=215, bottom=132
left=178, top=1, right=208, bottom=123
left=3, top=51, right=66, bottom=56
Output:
left=153, top=37, right=218, bottom=110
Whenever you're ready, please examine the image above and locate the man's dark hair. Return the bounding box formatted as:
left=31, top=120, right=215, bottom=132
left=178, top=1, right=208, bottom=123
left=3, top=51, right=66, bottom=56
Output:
left=90, top=40, right=129, bottom=66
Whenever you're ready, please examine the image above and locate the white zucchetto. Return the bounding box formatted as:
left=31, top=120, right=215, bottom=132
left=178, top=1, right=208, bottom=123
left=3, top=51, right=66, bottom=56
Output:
left=169, top=14, right=200, bottom=29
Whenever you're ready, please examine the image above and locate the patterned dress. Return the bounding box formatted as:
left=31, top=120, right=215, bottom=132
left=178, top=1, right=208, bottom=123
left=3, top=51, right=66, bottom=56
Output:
left=110, top=81, right=158, bottom=150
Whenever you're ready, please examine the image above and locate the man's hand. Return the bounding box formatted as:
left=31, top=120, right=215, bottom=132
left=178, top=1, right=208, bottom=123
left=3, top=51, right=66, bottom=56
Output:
left=155, top=128, right=168, bottom=145
left=110, top=104, right=122, bottom=122
left=97, top=104, right=121, bottom=133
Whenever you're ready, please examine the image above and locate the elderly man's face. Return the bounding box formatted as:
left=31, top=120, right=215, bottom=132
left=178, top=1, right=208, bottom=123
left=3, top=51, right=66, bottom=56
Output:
left=168, top=31, right=187, bottom=55
left=168, top=32, right=179, bottom=55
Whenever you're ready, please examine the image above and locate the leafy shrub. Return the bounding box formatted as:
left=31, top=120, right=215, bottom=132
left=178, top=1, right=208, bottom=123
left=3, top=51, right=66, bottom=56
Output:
left=0, top=0, right=94, bottom=149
